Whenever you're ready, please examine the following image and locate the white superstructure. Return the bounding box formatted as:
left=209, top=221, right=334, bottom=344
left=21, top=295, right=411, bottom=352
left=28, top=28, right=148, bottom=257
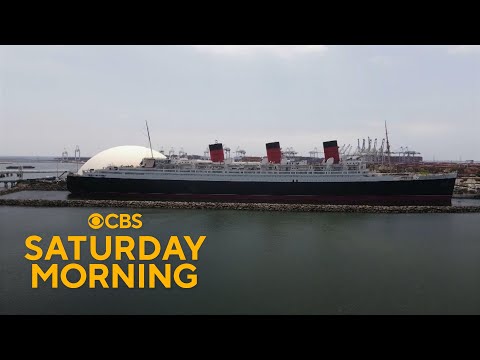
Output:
left=80, top=157, right=456, bottom=183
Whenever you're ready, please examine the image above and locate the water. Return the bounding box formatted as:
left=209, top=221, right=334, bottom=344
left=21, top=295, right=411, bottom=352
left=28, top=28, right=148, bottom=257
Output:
left=0, top=157, right=79, bottom=181
left=1, top=205, right=479, bottom=314
left=0, top=191, right=71, bottom=200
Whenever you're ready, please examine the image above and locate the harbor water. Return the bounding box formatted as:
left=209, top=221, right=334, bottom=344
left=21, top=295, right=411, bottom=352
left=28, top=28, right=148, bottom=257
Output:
left=0, top=157, right=78, bottom=182
left=1, top=205, right=479, bottom=314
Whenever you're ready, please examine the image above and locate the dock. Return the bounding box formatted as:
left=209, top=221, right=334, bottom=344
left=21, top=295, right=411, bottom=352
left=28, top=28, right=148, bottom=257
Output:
left=0, top=169, right=70, bottom=188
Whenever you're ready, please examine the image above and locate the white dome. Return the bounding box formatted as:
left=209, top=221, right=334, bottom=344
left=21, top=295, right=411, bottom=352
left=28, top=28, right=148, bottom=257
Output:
left=78, top=145, right=166, bottom=174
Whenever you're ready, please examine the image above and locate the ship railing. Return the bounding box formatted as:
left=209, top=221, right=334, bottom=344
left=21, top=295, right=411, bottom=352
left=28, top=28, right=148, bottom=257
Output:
left=94, top=166, right=375, bottom=176
left=117, top=168, right=368, bottom=176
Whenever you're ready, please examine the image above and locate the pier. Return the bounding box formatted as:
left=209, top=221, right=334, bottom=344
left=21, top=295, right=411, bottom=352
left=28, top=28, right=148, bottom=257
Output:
left=0, top=169, right=70, bottom=188
left=0, top=170, right=23, bottom=188
left=0, top=170, right=70, bottom=175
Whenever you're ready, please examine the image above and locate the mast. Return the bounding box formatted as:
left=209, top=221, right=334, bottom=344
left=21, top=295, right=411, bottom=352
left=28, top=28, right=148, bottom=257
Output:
left=145, top=120, right=154, bottom=158
left=385, top=120, right=391, bottom=168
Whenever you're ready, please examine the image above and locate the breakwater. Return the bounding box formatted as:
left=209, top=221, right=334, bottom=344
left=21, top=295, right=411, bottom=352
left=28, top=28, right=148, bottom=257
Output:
left=1, top=198, right=480, bottom=213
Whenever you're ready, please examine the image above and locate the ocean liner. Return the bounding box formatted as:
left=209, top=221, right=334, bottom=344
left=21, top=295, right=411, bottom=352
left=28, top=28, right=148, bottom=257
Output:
left=67, top=140, right=457, bottom=206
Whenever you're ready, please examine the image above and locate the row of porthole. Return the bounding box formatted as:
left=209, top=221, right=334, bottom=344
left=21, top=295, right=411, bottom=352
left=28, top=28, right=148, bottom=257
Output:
left=111, top=173, right=367, bottom=179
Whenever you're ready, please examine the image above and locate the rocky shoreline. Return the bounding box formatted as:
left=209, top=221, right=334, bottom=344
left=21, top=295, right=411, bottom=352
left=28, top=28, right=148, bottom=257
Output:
left=0, top=198, right=479, bottom=213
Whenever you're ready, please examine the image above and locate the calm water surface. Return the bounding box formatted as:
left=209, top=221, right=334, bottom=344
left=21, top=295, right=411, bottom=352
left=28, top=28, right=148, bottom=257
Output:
left=0, top=159, right=77, bottom=181
left=1, top=205, right=479, bottom=314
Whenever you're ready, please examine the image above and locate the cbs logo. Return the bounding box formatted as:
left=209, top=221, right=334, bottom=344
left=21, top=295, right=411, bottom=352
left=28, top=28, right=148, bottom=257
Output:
left=88, top=213, right=143, bottom=230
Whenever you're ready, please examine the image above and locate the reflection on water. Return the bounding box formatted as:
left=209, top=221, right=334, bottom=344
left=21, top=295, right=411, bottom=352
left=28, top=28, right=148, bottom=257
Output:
left=0, top=191, right=71, bottom=200
left=1, top=206, right=479, bottom=314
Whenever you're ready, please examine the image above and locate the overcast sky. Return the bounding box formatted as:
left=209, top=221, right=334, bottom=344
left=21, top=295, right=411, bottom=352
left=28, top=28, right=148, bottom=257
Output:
left=1, top=45, right=478, bottom=160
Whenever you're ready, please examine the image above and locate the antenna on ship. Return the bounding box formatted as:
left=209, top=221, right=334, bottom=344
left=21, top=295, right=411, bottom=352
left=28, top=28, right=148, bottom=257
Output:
left=145, top=120, right=154, bottom=158
left=385, top=120, right=391, bottom=169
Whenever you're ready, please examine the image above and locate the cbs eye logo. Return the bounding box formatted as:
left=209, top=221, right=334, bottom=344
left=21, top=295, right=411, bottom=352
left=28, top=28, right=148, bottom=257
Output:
left=87, top=213, right=143, bottom=230
left=88, top=213, right=104, bottom=229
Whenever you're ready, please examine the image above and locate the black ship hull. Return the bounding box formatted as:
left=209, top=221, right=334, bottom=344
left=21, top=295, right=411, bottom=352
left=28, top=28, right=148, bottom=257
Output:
left=67, top=175, right=456, bottom=206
